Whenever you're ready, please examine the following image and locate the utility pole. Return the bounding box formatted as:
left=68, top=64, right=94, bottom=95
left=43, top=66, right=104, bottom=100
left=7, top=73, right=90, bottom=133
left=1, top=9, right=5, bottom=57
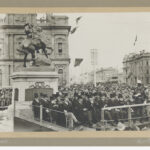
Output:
left=91, top=49, right=98, bottom=87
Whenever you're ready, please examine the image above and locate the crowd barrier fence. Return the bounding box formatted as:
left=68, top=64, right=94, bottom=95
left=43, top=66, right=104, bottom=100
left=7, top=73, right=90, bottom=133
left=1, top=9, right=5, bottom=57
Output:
left=101, top=103, right=150, bottom=129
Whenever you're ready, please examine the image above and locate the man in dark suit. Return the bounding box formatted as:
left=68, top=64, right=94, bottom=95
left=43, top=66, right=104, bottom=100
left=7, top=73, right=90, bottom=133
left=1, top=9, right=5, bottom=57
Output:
left=32, top=93, right=40, bottom=120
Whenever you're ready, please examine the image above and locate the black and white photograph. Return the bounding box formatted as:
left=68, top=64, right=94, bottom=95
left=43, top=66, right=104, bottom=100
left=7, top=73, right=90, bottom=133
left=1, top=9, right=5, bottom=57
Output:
left=0, top=13, right=150, bottom=132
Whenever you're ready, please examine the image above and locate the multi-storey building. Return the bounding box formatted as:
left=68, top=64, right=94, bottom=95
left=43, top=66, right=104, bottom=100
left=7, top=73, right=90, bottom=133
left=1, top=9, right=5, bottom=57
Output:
left=78, top=67, right=121, bottom=84
left=96, top=67, right=119, bottom=83
left=0, top=14, right=71, bottom=87
left=123, top=50, right=150, bottom=86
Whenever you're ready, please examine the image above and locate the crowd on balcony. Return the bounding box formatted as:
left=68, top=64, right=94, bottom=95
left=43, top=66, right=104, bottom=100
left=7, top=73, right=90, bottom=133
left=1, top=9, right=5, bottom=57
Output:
left=32, top=82, right=150, bottom=130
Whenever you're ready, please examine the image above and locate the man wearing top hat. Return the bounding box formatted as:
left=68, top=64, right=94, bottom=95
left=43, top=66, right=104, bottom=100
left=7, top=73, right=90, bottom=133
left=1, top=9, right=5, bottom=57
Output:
left=32, top=93, right=40, bottom=120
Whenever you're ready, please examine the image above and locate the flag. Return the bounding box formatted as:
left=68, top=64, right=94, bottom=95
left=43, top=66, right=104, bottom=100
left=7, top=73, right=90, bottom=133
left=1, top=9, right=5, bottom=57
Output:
left=70, top=27, right=78, bottom=34
left=134, top=35, right=137, bottom=46
left=74, top=58, right=83, bottom=67
left=76, top=16, right=82, bottom=24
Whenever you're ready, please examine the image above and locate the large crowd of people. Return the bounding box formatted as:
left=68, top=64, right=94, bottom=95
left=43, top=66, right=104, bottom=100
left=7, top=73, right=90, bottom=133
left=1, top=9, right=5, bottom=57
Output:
left=0, top=88, right=12, bottom=110
left=32, top=82, right=150, bottom=130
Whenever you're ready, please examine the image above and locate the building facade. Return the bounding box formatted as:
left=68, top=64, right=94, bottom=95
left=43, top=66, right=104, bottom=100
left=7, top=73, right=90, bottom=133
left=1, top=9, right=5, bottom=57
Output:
left=123, top=50, right=150, bottom=86
left=96, top=67, right=119, bottom=83
left=78, top=67, right=122, bottom=84
left=0, top=14, right=71, bottom=87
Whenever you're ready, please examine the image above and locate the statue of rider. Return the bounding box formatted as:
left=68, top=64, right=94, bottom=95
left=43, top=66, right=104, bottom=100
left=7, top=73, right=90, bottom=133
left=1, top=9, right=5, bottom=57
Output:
left=24, top=23, right=33, bottom=38
left=17, top=22, right=51, bottom=67
left=24, top=23, right=43, bottom=54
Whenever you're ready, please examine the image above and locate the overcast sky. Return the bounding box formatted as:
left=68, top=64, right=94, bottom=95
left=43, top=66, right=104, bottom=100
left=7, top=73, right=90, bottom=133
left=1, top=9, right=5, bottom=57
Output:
left=58, top=13, right=150, bottom=78
left=1, top=13, right=150, bottom=78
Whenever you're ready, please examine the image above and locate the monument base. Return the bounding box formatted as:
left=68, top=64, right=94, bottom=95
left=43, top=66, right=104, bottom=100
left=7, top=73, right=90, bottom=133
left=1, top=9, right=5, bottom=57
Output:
left=11, top=71, right=59, bottom=121
left=11, top=71, right=59, bottom=102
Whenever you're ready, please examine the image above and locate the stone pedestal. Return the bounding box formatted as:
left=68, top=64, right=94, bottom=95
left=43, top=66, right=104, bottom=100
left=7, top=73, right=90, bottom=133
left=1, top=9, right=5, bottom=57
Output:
left=11, top=71, right=59, bottom=102
left=11, top=71, right=59, bottom=120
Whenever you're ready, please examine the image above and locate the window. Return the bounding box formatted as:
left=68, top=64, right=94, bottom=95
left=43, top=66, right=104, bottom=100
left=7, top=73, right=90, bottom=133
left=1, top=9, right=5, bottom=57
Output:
left=147, top=77, right=149, bottom=84
left=14, top=88, right=19, bottom=101
left=0, top=70, right=2, bottom=86
left=58, top=43, right=62, bottom=55
left=112, top=77, right=118, bottom=79
left=0, top=38, right=3, bottom=56
left=58, top=69, right=63, bottom=74
left=147, top=70, right=149, bottom=74
left=147, top=61, right=149, bottom=66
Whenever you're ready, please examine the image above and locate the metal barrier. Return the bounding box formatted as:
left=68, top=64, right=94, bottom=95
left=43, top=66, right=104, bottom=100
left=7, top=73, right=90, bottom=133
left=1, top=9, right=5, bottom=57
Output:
left=14, top=101, right=150, bottom=131
left=32, top=105, right=67, bottom=128
left=101, top=103, right=150, bottom=128
left=15, top=103, right=77, bottom=130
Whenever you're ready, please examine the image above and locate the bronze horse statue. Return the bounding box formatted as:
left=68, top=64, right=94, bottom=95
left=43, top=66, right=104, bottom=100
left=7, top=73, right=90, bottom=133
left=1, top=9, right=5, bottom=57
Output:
left=17, top=38, right=52, bottom=67
left=17, top=23, right=53, bottom=67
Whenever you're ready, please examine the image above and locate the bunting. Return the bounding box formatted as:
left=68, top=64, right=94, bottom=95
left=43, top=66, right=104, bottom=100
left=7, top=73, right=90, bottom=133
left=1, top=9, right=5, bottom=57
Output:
left=76, top=16, right=82, bottom=24
left=74, top=58, right=83, bottom=67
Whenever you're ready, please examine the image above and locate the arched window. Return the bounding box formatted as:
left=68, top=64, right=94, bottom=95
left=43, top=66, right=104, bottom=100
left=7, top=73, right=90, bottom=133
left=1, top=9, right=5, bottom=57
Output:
left=58, top=69, right=63, bottom=74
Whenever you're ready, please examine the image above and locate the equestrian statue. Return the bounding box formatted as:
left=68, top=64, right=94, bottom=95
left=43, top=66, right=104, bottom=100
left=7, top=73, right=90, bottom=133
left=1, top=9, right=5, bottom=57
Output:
left=17, top=23, right=53, bottom=67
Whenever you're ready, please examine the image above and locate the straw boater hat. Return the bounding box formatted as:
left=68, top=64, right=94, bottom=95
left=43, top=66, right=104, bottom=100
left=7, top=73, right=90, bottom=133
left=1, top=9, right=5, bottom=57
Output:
left=116, top=122, right=126, bottom=131
left=137, top=79, right=142, bottom=84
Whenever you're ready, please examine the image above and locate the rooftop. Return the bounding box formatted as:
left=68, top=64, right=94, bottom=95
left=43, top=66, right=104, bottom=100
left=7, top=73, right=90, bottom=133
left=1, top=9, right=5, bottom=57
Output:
left=0, top=14, right=69, bottom=27
left=123, top=50, right=150, bottom=63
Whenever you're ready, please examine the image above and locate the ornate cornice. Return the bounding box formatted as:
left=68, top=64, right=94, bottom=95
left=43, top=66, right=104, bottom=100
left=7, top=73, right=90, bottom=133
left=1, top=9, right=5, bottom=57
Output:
left=0, top=24, right=71, bottom=32
left=51, top=58, right=70, bottom=62
left=11, top=71, right=59, bottom=79
left=55, top=64, right=66, bottom=69
left=0, top=58, right=70, bottom=62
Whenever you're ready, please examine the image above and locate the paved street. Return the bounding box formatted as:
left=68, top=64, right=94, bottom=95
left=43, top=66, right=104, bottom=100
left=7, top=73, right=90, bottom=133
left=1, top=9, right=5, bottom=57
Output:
left=14, top=118, right=53, bottom=132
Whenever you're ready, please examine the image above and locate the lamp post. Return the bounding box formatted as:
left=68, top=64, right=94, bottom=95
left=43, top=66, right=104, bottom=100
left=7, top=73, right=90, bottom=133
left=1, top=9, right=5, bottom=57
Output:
left=91, top=49, right=98, bottom=87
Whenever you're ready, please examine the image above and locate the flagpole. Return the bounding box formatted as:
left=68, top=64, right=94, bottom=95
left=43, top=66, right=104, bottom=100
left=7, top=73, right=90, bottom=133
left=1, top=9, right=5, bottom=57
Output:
left=93, top=61, right=96, bottom=87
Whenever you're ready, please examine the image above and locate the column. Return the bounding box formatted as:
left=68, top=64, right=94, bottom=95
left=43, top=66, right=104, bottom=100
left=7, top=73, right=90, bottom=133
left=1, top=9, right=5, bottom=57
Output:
left=2, top=65, right=9, bottom=87
left=18, top=84, right=26, bottom=102
left=66, top=64, right=69, bottom=87
left=4, top=33, right=9, bottom=59
left=9, top=34, right=14, bottom=59
left=128, top=107, right=132, bottom=127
